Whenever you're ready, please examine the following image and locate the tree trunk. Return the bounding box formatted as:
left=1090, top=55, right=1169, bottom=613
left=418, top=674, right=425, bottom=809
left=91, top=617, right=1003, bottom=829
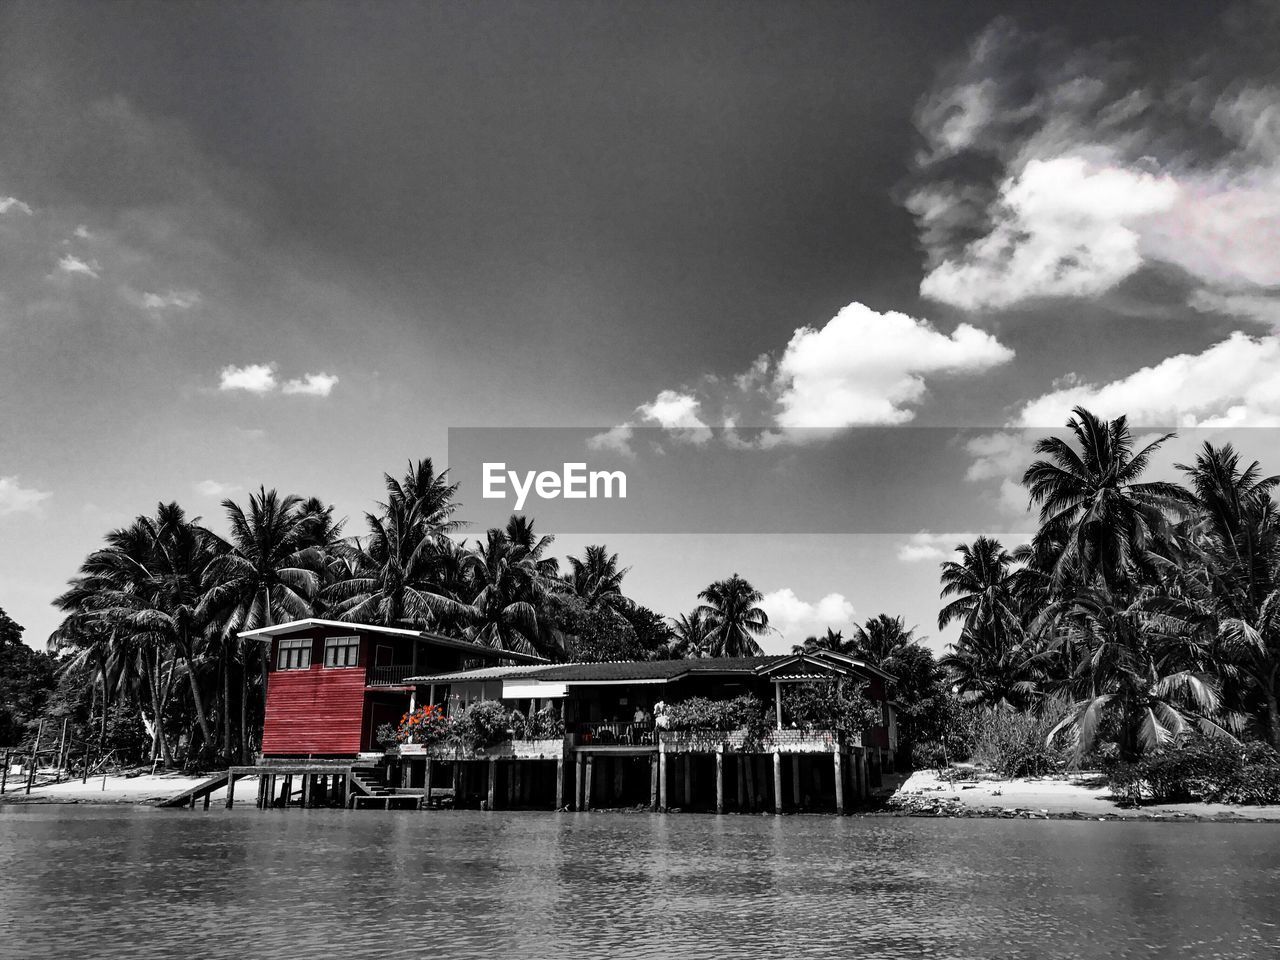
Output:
left=150, top=650, right=174, bottom=767
left=1266, top=686, right=1280, bottom=749
left=223, top=644, right=235, bottom=764
left=183, top=643, right=215, bottom=753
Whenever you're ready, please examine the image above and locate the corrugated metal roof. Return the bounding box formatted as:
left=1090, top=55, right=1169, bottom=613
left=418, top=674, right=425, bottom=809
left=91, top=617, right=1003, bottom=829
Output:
left=409, top=656, right=788, bottom=685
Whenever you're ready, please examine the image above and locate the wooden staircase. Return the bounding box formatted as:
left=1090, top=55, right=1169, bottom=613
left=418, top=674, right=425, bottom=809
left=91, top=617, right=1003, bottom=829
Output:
left=348, top=763, right=420, bottom=809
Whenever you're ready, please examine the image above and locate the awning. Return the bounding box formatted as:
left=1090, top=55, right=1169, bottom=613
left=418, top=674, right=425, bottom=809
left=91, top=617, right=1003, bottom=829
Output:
left=503, top=681, right=568, bottom=699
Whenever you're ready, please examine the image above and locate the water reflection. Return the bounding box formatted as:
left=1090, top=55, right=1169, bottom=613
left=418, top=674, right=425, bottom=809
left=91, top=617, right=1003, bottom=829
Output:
left=1, top=806, right=1277, bottom=959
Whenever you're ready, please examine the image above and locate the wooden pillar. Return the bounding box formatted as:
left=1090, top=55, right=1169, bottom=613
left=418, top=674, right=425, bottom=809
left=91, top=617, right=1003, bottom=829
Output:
left=301, top=774, right=312, bottom=808
left=743, top=753, right=756, bottom=811
left=283, top=775, right=294, bottom=807
left=574, top=754, right=584, bottom=811
left=584, top=755, right=594, bottom=811
left=487, top=758, right=498, bottom=810
left=682, top=754, right=692, bottom=807
left=0, top=752, right=8, bottom=795
left=57, top=718, right=69, bottom=781
left=649, top=754, right=659, bottom=811
left=658, top=750, right=668, bottom=811
left=736, top=754, right=745, bottom=810
left=613, top=757, right=624, bottom=804
left=792, top=755, right=801, bottom=808
left=859, top=749, right=869, bottom=799
left=774, top=683, right=783, bottom=729
left=508, top=760, right=517, bottom=806
left=424, top=758, right=433, bottom=804
left=555, top=756, right=565, bottom=809
left=715, top=748, right=725, bottom=814
left=833, top=751, right=845, bottom=815
left=773, top=752, right=783, bottom=815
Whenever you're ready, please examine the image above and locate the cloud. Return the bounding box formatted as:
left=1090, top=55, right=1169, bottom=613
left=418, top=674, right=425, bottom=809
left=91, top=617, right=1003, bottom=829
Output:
left=194, top=479, right=240, bottom=498
left=141, top=289, right=200, bottom=311
left=773, top=302, right=1014, bottom=428
left=1014, top=331, right=1280, bottom=428
left=897, top=531, right=975, bottom=563
left=596, top=302, right=1013, bottom=452
left=218, top=362, right=277, bottom=393
left=758, top=588, right=855, bottom=652
left=282, top=372, right=339, bottom=396
left=0, top=476, right=52, bottom=516
left=586, top=424, right=636, bottom=458
left=910, top=17, right=1280, bottom=312
left=56, top=254, right=100, bottom=279
left=0, top=196, right=33, bottom=216
left=73, top=224, right=92, bottom=239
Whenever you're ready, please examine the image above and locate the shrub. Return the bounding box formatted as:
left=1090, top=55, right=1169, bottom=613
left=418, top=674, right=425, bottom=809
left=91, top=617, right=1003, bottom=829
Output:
left=511, top=704, right=564, bottom=740
left=663, top=694, right=770, bottom=750
left=1106, top=739, right=1280, bottom=805
left=781, top=679, right=882, bottom=736
left=968, top=705, right=1068, bottom=778
left=448, top=699, right=511, bottom=752
left=390, top=704, right=450, bottom=746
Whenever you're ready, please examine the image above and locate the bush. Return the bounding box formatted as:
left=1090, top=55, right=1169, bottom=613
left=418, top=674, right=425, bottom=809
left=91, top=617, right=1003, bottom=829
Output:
left=449, top=699, right=511, bottom=752
left=968, top=706, right=1068, bottom=778
left=781, top=680, right=882, bottom=736
left=511, top=704, right=563, bottom=740
left=663, top=694, right=770, bottom=750
left=1106, top=739, right=1280, bottom=805
left=388, top=704, right=450, bottom=746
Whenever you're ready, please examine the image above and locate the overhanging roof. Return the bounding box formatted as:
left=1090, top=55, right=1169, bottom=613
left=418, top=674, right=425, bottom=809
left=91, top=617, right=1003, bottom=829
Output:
left=235, top=618, right=548, bottom=664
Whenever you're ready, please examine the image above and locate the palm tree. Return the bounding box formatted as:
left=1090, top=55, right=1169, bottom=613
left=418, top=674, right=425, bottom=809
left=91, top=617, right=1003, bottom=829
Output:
left=1044, top=585, right=1234, bottom=760
left=849, top=614, right=918, bottom=666
left=199, top=488, right=323, bottom=759
left=324, top=498, right=469, bottom=628
left=1178, top=443, right=1280, bottom=744
left=566, top=545, right=631, bottom=615
left=462, top=526, right=563, bottom=657
left=938, top=537, right=1034, bottom=707
left=696, top=574, right=769, bottom=657
left=1022, top=407, right=1189, bottom=592
left=793, top=628, right=846, bottom=655
left=668, top=609, right=714, bottom=659
left=382, top=458, right=463, bottom=538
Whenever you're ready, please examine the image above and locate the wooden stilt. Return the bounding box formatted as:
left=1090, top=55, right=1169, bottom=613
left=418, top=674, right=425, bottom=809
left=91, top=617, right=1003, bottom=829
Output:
left=555, top=756, right=565, bottom=810
left=860, top=749, right=869, bottom=799
left=613, top=757, right=624, bottom=804
left=743, top=753, right=756, bottom=811
left=833, top=751, right=845, bottom=814
left=283, top=775, right=293, bottom=807
left=425, top=759, right=433, bottom=805
left=508, top=760, right=517, bottom=806
left=715, top=748, right=725, bottom=814
left=649, top=754, right=659, bottom=811
left=301, top=774, right=312, bottom=809
left=487, top=758, right=497, bottom=810
left=658, top=750, right=668, bottom=811
left=57, top=718, right=69, bottom=782
left=584, top=755, right=594, bottom=811
left=682, top=754, right=692, bottom=807
left=736, top=754, right=745, bottom=810
left=1, top=752, right=8, bottom=795
left=574, top=755, right=584, bottom=811
left=773, top=752, right=783, bottom=815
left=792, top=755, right=801, bottom=809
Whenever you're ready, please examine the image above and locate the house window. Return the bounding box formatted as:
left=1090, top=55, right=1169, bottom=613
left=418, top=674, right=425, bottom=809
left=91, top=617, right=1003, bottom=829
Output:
left=277, top=638, right=312, bottom=671
left=324, top=636, right=360, bottom=668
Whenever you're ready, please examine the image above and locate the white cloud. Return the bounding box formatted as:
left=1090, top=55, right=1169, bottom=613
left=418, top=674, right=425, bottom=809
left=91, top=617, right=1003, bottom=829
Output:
left=57, top=254, right=100, bottom=279
left=773, top=302, right=1014, bottom=428
left=758, top=588, right=856, bottom=652
left=0, top=196, right=33, bottom=216
left=1191, top=289, right=1280, bottom=326
left=898, top=532, right=972, bottom=563
left=194, top=479, right=240, bottom=498
left=282, top=372, right=339, bottom=396
left=911, top=24, right=1280, bottom=312
left=73, top=224, right=92, bottom=239
left=1014, top=332, right=1280, bottom=428
left=141, top=290, right=200, bottom=311
left=920, top=156, right=1179, bottom=310
left=219, top=362, right=278, bottom=394
left=0, top=476, right=52, bottom=516
left=637, top=390, right=712, bottom=443
left=586, top=424, right=635, bottom=459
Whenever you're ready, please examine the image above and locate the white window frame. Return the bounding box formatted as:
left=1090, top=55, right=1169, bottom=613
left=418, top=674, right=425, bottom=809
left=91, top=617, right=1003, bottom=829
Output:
left=324, top=635, right=361, bottom=669
left=277, top=638, right=312, bottom=671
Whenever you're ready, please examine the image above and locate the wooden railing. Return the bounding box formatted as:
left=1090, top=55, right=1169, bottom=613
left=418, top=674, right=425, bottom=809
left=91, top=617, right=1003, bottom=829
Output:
left=366, top=664, right=418, bottom=686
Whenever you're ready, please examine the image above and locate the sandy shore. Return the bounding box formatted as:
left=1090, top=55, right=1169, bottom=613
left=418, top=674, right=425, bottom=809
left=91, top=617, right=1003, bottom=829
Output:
left=889, top=769, right=1280, bottom=821
left=0, top=770, right=258, bottom=805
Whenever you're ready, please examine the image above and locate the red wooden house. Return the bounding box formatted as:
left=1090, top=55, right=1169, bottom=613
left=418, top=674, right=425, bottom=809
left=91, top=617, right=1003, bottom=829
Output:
left=240, top=619, right=545, bottom=758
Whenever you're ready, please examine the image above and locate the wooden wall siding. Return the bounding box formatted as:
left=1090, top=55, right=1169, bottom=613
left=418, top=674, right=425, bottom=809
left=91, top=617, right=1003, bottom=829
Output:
left=262, top=649, right=368, bottom=756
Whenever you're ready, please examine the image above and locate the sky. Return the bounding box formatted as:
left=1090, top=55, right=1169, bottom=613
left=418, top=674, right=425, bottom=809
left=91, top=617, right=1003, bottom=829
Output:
left=2, top=1, right=1279, bottom=654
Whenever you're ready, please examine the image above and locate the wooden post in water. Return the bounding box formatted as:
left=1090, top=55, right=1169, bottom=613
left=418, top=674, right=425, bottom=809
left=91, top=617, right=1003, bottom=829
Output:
left=583, top=755, right=594, bottom=811
left=612, top=757, right=624, bottom=804
left=773, top=752, right=783, bottom=815
left=26, top=719, right=43, bottom=795
left=649, top=755, right=659, bottom=811
left=736, top=754, right=745, bottom=811
left=554, top=756, right=565, bottom=810
left=833, top=751, right=845, bottom=814
left=573, top=754, right=584, bottom=810
left=658, top=750, right=668, bottom=811
left=225, top=773, right=237, bottom=809
left=507, top=760, right=517, bottom=806
left=743, top=753, right=756, bottom=811
left=0, top=751, right=8, bottom=795
left=792, top=755, right=801, bottom=809
left=424, top=758, right=433, bottom=805
left=715, top=747, right=725, bottom=814
left=487, top=758, right=497, bottom=810
left=303, top=774, right=314, bottom=808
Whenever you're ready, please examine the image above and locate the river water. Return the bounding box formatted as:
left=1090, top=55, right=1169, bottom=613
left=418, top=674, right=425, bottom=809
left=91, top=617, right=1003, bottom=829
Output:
left=0, top=805, right=1277, bottom=959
